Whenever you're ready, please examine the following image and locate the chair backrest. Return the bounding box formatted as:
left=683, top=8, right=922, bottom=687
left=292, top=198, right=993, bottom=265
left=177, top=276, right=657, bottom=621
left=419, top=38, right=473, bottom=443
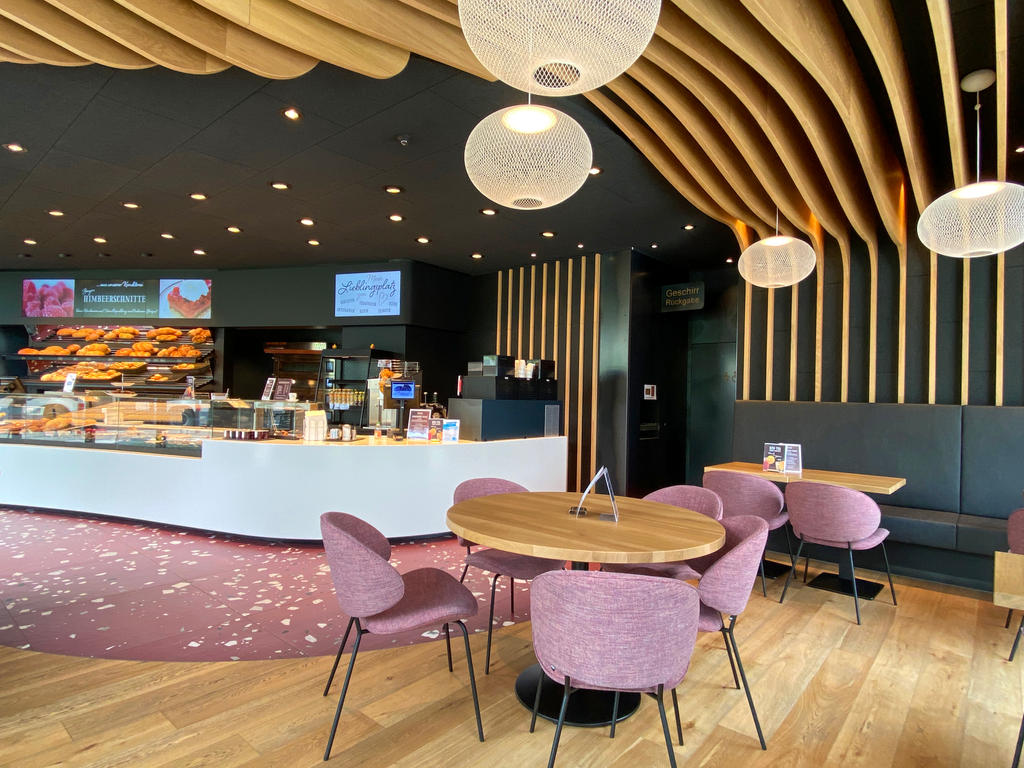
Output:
left=784, top=481, right=881, bottom=543
left=1009, top=508, right=1024, bottom=553
left=531, top=570, right=699, bottom=693
left=697, top=516, right=769, bottom=617
left=321, top=512, right=404, bottom=619
left=702, top=470, right=784, bottom=522
left=452, top=477, right=528, bottom=546
left=642, top=484, right=723, bottom=520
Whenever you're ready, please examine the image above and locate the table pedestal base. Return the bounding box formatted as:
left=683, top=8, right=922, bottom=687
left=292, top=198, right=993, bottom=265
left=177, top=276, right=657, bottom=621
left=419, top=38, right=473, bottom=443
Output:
left=807, top=572, right=884, bottom=599
left=514, top=664, right=640, bottom=727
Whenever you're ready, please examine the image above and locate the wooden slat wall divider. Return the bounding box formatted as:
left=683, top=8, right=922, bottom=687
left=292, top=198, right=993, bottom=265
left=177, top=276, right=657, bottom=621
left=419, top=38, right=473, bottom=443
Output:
left=576, top=256, right=587, bottom=491
left=839, top=238, right=852, bottom=402
left=742, top=281, right=752, bottom=400
left=995, top=0, right=1007, bottom=406
left=867, top=239, right=879, bottom=402
left=789, top=283, right=798, bottom=401
left=505, top=268, right=512, bottom=357
left=590, top=254, right=601, bottom=483
left=929, top=251, right=938, bottom=404
left=814, top=244, right=825, bottom=402
left=962, top=261, right=970, bottom=405
left=765, top=287, right=775, bottom=401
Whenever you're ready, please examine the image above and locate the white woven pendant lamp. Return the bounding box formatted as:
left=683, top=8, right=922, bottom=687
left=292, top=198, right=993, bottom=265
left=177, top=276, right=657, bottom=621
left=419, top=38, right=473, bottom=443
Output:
left=737, top=235, right=817, bottom=289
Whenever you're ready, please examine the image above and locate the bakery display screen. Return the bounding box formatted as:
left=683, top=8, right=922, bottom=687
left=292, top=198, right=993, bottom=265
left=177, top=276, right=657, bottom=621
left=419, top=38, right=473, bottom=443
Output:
left=389, top=380, right=415, bottom=400
left=159, top=279, right=212, bottom=319
left=21, top=277, right=212, bottom=319
left=23, top=279, right=75, bottom=317
left=334, top=271, right=400, bottom=317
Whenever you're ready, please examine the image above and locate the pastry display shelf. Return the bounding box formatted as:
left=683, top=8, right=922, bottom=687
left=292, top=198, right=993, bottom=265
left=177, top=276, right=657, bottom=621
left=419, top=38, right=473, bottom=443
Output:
left=22, top=375, right=214, bottom=393
left=3, top=352, right=211, bottom=363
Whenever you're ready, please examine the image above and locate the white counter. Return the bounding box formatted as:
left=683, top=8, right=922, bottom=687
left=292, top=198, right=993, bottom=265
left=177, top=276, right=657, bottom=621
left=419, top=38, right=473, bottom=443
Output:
left=0, top=436, right=568, bottom=539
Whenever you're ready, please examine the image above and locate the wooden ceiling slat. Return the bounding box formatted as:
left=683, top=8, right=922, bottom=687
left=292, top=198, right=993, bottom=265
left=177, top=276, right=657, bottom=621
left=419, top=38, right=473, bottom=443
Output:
left=672, top=0, right=877, bottom=245
left=926, top=0, right=969, bottom=188
left=193, top=0, right=409, bottom=79
left=396, top=0, right=460, bottom=27
left=0, top=0, right=152, bottom=68
left=41, top=0, right=228, bottom=74
left=287, top=0, right=492, bottom=79
left=0, top=47, right=35, bottom=63
left=655, top=6, right=849, bottom=240
left=995, top=0, right=1007, bottom=182
left=842, top=0, right=934, bottom=214
left=0, top=15, right=92, bottom=65
left=739, top=0, right=904, bottom=246
left=114, top=0, right=317, bottom=80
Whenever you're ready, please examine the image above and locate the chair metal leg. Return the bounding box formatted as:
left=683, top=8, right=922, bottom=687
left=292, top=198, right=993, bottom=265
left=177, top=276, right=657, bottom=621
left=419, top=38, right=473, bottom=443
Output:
left=655, top=684, right=678, bottom=768
left=725, top=617, right=766, bottom=750
left=784, top=524, right=795, bottom=566
left=444, top=622, right=453, bottom=672
left=780, top=540, right=804, bottom=604
left=803, top=555, right=810, bottom=582
left=459, top=546, right=471, bottom=583
left=1007, top=608, right=1015, bottom=630
left=453, top=620, right=485, bottom=741
left=322, top=616, right=355, bottom=696
left=510, top=577, right=515, bottom=616
left=323, top=620, right=365, bottom=761
left=530, top=673, right=544, bottom=733
left=609, top=691, right=620, bottom=738
left=848, top=544, right=861, bottom=625
left=881, top=541, right=897, bottom=606
left=485, top=573, right=500, bottom=674
left=1014, top=707, right=1024, bottom=768
left=1011, top=615, right=1024, bottom=662
left=721, top=626, right=740, bottom=689
left=547, top=677, right=572, bottom=768
left=759, top=559, right=768, bottom=597
left=671, top=687, right=683, bottom=746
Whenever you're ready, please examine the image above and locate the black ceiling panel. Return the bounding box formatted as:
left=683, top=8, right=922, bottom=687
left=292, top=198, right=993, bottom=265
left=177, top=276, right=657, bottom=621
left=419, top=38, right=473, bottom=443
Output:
left=24, top=150, right=137, bottom=199
left=135, top=149, right=259, bottom=197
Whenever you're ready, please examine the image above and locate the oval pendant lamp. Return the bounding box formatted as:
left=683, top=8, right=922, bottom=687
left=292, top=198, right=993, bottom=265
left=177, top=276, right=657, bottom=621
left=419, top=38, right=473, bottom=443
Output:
left=737, top=212, right=817, bottom=288
left=918, top=69, right=1024, bottom=258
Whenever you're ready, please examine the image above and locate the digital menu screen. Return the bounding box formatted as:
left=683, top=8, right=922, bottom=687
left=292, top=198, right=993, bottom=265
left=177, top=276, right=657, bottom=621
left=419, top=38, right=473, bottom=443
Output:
left=334, top=271, right=400, bottom=317
left=21, top=277, right=212, bottom=319
left=22, top=279, right=75, bottom=317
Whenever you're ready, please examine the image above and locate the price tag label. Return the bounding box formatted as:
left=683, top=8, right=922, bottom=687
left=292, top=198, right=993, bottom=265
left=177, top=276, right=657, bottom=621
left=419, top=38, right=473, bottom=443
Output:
left=62, top=373, right=77, bottom=393
left=261, top=377, right=277, bottom=400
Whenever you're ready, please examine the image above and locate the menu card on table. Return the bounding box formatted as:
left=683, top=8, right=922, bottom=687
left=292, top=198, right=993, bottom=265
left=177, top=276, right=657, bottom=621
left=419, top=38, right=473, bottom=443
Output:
left=406, top=408, right=431, bottom=440
left=763, top=442, right=803, bottom=474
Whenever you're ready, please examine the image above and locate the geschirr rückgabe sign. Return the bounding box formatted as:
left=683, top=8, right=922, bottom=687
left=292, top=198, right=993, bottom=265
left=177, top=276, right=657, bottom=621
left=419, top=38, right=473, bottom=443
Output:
left=660, top=281, right=704, bottom=312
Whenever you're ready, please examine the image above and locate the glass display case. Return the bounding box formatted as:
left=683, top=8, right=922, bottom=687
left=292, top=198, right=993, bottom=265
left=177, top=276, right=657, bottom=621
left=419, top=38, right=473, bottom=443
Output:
left=0, top=392, right=319, bottom=456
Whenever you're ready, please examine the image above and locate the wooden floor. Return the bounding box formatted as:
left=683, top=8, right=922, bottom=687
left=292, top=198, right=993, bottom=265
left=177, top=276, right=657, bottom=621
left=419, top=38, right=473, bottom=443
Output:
left=0, top=560, right=1020, bottom=767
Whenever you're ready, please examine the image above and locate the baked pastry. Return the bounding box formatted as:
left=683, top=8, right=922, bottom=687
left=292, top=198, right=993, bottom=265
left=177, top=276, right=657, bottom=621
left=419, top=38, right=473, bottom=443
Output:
left=148, top=373, right=170, bottom=382
left=114, top=348, right=133, bottom=356
left=131, top=341, right=156, bottom=353
left=17, top=347, right=37, bottom=354
left=172, top=363, right=198, bottom=370
left=65, top=344, right=80, bottom=353
left=166, top=281, right=211, bottom=319
left=56, top=327, right=77, bottom=337
left=154, top=334, right=178, bottom=342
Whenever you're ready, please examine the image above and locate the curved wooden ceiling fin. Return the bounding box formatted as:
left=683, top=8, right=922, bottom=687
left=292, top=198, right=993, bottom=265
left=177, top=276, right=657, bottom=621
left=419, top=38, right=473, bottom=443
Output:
left=655, top=6, right=849, bottom=241
left=584, top=89, right=736, bottom=230
left=113, top=0, right=316, bottom=79
left=0, top=47, right=35, bottom=63
left=0, top=16, right=91, bottom=65
left=607, top=75, right=768, bottom=236
left=396, top=0, right=460, bottom=27
left=288, top=0, right=493, bottom=80
left=41, top=0, right=228, bottom=74
left=842, top=0, right=933, bottom=214
left=670, top=0, right=877, bottom=244
left=738, top=0, right=905, bottom=245
left=0, top=0, right=153, bottom=69
left=193, top=0, right=409, bottom=79
left=925, top=0, right=969, bottom=188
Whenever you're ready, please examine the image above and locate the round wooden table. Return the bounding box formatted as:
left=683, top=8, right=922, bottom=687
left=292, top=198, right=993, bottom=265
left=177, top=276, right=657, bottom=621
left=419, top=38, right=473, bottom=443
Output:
left=446, top=491, right=726, bottom=727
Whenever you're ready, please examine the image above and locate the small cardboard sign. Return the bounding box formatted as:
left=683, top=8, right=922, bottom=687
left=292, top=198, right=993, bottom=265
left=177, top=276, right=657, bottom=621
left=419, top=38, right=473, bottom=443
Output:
left=261, top=377, right=277, bottom=400
left=406, top=408, right=431, bottom=440
left=441, top=419, right=460, bottom=443
left=271, top=379, right=293, bottom=401
left=62, top=373, right=77, bottom=393
left=763, top=442, right=802, bottom=474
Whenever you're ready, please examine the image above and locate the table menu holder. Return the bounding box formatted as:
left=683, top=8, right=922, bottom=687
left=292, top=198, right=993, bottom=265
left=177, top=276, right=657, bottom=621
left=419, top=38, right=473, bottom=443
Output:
left=570, top=466, right=619, bottom=522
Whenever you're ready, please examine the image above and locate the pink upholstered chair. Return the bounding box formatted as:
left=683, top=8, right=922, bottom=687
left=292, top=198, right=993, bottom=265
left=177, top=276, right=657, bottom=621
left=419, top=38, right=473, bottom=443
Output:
left=1005, top=509, right=1024, bottom=659
left=455, top=477, right=563, bottom=673
left=320, top=512, right=483, bottom=760
left=695, top=515, right=770, bottom=750
left=703, top=470, right=790, bottom=596
left=780, top=482, right=897, bottom=624
left=529, top=570, right=700, bottom=768
left=603, top=485, right=723, bottom=581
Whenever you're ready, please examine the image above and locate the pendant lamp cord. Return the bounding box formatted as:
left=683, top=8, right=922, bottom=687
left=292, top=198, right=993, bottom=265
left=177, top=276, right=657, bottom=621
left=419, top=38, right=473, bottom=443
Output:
left=974, top=91, right=981, bottom=184
left=775, top=208, right=779, bottom=236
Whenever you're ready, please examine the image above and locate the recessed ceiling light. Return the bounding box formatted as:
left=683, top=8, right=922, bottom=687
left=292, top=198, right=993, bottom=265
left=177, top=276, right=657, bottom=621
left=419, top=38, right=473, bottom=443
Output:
left=283, top=107, right=301, bottom=120
left=122, top=202, right=139, bottom=209
left=193, top=248, right=206, bottom=256
left=471, top=252, right=483, bottom=259
left=4, top=143, right=25, bottom=153
left=389, top=214, right=403, bottom=222
left=651, top=243, right=658, bottom=249
left=93, top=236, right=107, bottom=244
left=1016, top=146, right=1024, bottom=154
left=683, top=224, right=694, bottom=231
left=57, top=252, right=71, bottom=259
left=141, top=252, right=153, bottom=258
left=97, top=252, right=110, bottom=259
left=23, top=238, right=36, bottom=245
left=299, top=217, right=315, bottom=226
left=480, top=208, right=497, bottom=216
left=307, top=239, right=320, bottom=246
left=541, top=231, right=556, bottom=238
left=161, top=232, right=174, bottom=239
left=577, top=242, right=584, bottom=248
left=189, top=193, right=207, bottom=201
left=726, top=257, right=734, bottom=264
left=48, top=209, right=64, bottom=217
left=226, top=226, right=242, bottom=233
left=589, top=166, right=602, bottom=175
left=384, top=185, right=403, bottom=194
left=416, top=236, right=429, bottom=244
left=530, top=252, right=537, bottom=258
left=17, top=253, right=31, bottom=259
left=270, top=181, right=291, bottom=190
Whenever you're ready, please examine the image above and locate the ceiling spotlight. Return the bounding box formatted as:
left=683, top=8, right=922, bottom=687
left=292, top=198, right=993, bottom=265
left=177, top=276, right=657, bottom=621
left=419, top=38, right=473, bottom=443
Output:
left=307, top=239, right=320, bottom=246
left=141, top=252, right=153, bottom=258
left=97, top=252, right=110, bottom=258
left=530, top=252, right=537, bottom=258
left=282, top=107, right=301, bottom=120
left=651, top=243, right=658, bottom=249
left=226, top=226, right=242, bottom=233
left=726, top=257, right=734, bottom=264
left=189, top=193, right=207, bottom=201
left=471, top=252, right=484, bottom=259
left=122, top=202, right=139, bottom=209
left=23, top=238, right=36, bottom=245
left=589, top=166, right=602, bottom=175
left=161, top=232, right=175, bottom=239
left=48, top=209, right=64, bottom=217
left=1016, top=146, right=1024, bottom=154
left=577, top=242, right=584, bottom=248
left=57, top=252, right=72, bottom=259
left=17, top=253, right=31, bottom=259
left=193, top=248, right=206, bottom=256
left=384, top=185, right=404, bottom=194
left=416, top=236, right=430, bottom=244
left=93, top=236, right=107, bottom=244
left=541, top=231, right=556, bottom=238
left=299, top=217, right=315, bottom=226
left=389, top=214, right=403, bottom=222
left=270, top=181, right=290, bottom=190
left=479, top=208, right=497, bottom=216
left=4, top=143, right=25, bottom=153
left=396, top=134, right=410, bottom=146
left=683, top=224, right=694, bottom=231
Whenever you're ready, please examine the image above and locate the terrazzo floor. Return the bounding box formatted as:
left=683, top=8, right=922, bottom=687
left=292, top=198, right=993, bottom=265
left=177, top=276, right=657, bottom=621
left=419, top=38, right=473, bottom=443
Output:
left=0, top=508, right=535, bottom=662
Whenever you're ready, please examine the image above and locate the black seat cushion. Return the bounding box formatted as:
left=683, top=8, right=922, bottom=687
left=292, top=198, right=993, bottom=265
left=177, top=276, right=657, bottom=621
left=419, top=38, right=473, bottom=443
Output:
left=956, top=514, right=1008, bottom=555
left=879, top=505, right=957, bottom=550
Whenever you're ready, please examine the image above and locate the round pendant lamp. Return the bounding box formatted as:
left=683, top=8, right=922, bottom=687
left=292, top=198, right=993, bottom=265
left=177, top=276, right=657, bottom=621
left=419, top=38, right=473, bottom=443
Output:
left=464, top=104, right=592, bottom=210
left=458, top=0, right=662, bottom=96
left=918, top=69, right=1024, bottom=258
left=737, top=235, right=817, bottom=289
